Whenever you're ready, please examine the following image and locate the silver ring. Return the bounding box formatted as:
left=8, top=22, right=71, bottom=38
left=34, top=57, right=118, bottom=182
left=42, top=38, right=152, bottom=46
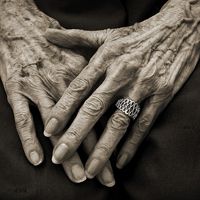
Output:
left=115, top=98, right=140, bottom=120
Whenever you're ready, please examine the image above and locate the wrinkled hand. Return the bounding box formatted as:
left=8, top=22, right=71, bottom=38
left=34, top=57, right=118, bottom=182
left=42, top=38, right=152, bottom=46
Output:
left=0, top=33, right=115, bottom=186
left=0, top=0, right=115, bottom=187
left=44, top=0, right=200, bottom=178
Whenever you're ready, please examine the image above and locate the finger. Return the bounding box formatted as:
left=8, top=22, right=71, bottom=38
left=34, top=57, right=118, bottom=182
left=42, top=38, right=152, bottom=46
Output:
left=62, top=154, right=86, bottom=183
left=84, top=84, right=150, bottom=177
left=83, top=130, right=115, bottom=187
left=114, top=29, right=200, bottom=169
left=116, top=95, right=170, bottom=169
left=115, top=38, right=199, bottom=169
left=51, top=74, right=125, bottom=164
left=39, top=91, right=114, bottom=185
left=45, top=28, right=109, bottom=48
left=115, top=33, right=200, bottom=169
left=52, top=136, right=87, bottom=183
left=85, top=110, right=130, bottom=178
left=37, top=95, right=87, bottom=183
left=171, top=33, right=200, bottom=96
left=44, top=51, right=119, bottom=137
left=9, top=93, right=43, bottom=166
left=97, top=162, right=115, bottom=187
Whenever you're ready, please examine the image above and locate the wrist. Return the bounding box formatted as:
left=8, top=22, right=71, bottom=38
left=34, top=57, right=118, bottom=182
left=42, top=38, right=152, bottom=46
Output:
left=161, top=0, right=200, bottom=18
left=162, top=0, right=200, bottom=37
left=0, top=0, right=60, bottom=39
left=0, top=0, right=60, bottom=84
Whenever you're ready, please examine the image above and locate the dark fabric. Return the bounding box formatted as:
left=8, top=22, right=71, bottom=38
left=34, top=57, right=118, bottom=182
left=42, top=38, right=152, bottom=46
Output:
left=34, top=0, right=127, bottom=29
left=1, top=0, right=200, bottom=200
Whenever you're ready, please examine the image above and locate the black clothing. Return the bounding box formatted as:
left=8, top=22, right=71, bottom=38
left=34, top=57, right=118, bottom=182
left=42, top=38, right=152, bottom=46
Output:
left=1, top=0, right=200, bottom=199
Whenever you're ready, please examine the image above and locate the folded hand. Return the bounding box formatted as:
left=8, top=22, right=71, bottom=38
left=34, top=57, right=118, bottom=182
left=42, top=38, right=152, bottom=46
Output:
left=44, top=0, right=200, bottom=178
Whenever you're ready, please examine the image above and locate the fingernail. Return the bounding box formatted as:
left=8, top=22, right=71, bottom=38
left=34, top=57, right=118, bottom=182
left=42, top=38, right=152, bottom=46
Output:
left=52, top=156, right=60, bottom=164
left=44, top=118, right=59, bottom=137
left=116, top=153, right=129, bottom=169
left=52, top=143, right=69, bottom=164
left=44, top=131, right=52, bottom=137
left=71, top=164, right=87, bottom=183
left=30, top=151, right=42, bottom=166
left=85, top=158, right=101, bottom=179
left=100, top=167, right=115, bottom=187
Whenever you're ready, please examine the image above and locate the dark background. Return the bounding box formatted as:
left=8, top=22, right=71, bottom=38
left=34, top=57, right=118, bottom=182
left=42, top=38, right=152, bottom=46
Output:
left=1, top=0, right=200, bottom=199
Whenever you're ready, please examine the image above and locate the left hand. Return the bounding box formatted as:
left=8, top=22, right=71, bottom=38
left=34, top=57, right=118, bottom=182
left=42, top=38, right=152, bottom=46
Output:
left=0, top=0, right=115, bottom=185
left=44, top=0, right=200, bottom=178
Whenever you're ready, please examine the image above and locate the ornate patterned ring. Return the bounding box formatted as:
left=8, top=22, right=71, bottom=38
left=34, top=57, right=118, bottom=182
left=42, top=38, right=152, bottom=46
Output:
left=115, top=98, right=140, bottom=120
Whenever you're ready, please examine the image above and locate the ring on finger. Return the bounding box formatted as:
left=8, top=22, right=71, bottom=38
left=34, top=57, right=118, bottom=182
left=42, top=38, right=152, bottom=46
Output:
left=115, top=98, right=140, bottom=120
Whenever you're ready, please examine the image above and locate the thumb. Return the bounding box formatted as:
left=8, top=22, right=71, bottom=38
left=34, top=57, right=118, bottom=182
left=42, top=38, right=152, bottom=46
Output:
left=45, top=28, right=110, bottom=48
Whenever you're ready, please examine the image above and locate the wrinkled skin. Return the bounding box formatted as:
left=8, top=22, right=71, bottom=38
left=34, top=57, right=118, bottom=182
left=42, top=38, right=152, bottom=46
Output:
left=0, top=0, right=115, bottom=187
left=0, top=32, right=115, bottom=186
left=44, top=0, right=200, bottom=178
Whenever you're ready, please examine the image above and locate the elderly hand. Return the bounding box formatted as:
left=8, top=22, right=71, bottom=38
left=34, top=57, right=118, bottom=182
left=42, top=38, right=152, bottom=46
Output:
left=0, top=0, right=115, bottom=187
left=44, top=0, right=200, bottom=178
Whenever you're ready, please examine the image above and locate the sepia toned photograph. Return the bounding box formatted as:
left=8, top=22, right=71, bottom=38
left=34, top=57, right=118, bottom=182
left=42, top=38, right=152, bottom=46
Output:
left=0, top=0, right=200, bottom=199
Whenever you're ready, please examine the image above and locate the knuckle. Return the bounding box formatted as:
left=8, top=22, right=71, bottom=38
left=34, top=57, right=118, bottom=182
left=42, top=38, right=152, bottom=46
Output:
left=154, top=82, right=174, bottom=102
left=66, top=130, right=82, bottom=144
left=127, top=138, right=138, bottom=147
left=94, top=43, right=116, bottom=60
left=5, top=79, right=13, bottom=89
left=22, top=136, right=35, bottom=147
left=95, top=144, right=110, bottom=156
left=110, top=111, right=130, bottom=131
left=102, top=43, right=112, bottom=51
left=166, top=83, right=174, bottom=94
left=125, top=139, right=139, bottom=154
left=81, top=96, right=104, bottom=116
left=130, top=130, right=144, bottom=146
left=162, top=82, right=173, bottom=93
left=102, top=43, right=117, bottom=55
left=5, top=79, right=19, bottom=95
left=136, top=115, right=151, bottom=133
left=49, top=18, right=61, bottom=29
left=56, top=101, right=69, bottom=113
left=15, top=112, right=32, bottom=129
left=68, top=78, right=90, bottom=95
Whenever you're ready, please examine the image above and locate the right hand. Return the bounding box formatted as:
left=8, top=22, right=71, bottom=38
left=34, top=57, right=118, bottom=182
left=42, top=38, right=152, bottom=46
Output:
left=43, top=0, right=200, bottom=176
